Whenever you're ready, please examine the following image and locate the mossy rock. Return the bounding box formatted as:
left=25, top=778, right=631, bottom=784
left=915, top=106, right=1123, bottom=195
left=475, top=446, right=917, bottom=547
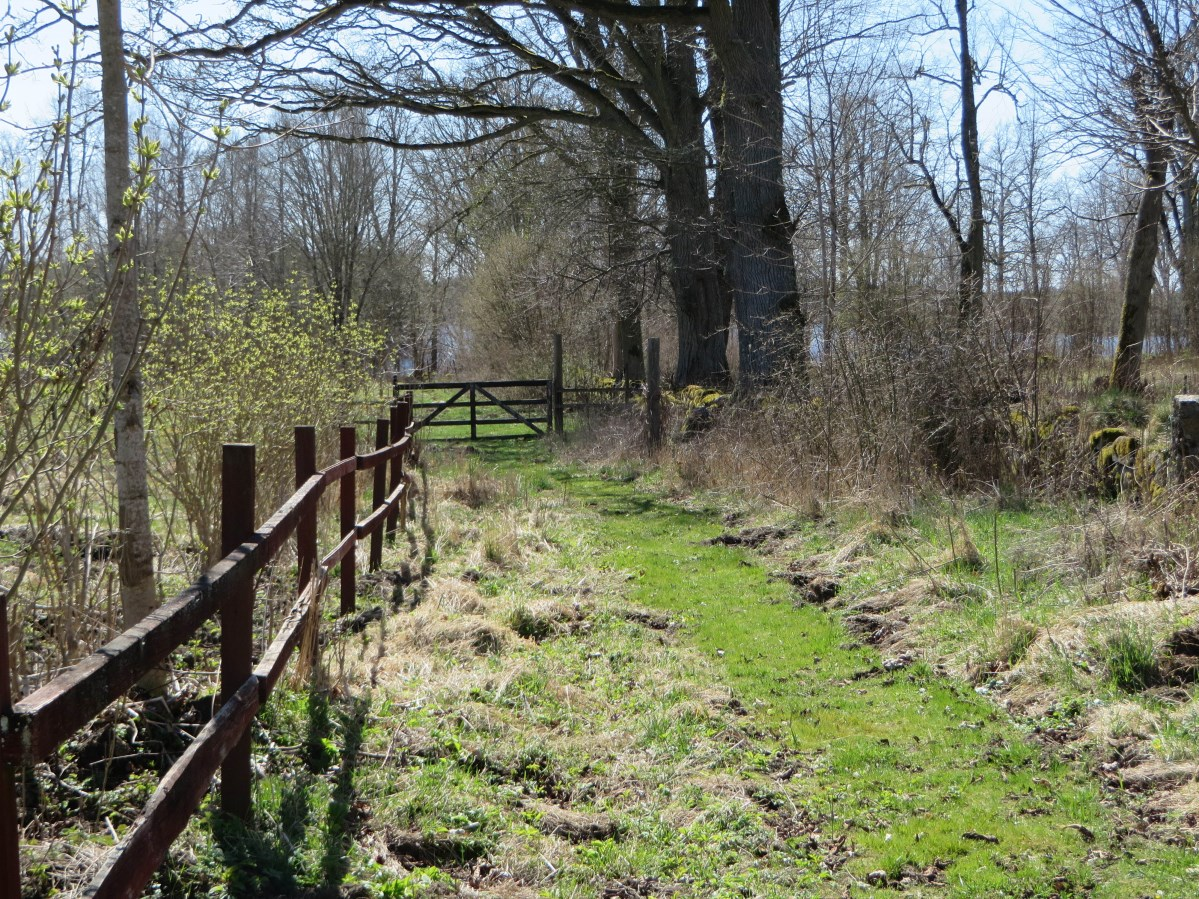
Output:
left=1097, top=443, right=1117, bottom=472
left=1131, top=445, right=1169, bottom=500
left=1090, top=427, right=1128, bottom=452
left=1112, top=434, right=1140, bottom=458
left=670, top=384, right=726, bottom=408
left=680, top=402, right=723, bottom=437
left=1097, top=435, right=1138, bottom=477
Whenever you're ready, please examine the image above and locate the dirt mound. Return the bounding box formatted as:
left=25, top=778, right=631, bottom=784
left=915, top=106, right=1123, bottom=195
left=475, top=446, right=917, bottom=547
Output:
left=386, top=830, right=488, bottom=867
left=771, top=563, right=840, bottom=605
left=508, top=600, right=586, bottom=642
left=704, top=526, right=790, bottom=547
left=844, top=612, right=908, bottom=647
left=1106, top=759, right=1199, bottom=792
left=528, top=801, right=620, bottom=842
left=621, top=607, right=674, bottom=630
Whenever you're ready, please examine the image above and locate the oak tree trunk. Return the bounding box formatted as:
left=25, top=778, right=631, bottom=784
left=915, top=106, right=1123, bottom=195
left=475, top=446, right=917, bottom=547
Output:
left=707, top=0, right=803, bottom=389
left=663, top=153, right=729, bottom=386
left=659, top=29, right=729, bottom=386
left=603, top=148, right=646, bottom=385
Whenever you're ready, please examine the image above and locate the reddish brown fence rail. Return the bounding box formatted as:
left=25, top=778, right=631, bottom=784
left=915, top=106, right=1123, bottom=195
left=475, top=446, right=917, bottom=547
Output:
left=0, top=396, right=418, bottom=899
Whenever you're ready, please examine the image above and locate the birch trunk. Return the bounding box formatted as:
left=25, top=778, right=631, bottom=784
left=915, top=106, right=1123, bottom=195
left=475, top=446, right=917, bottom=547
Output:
left=99, top=0, right=162, bottom=673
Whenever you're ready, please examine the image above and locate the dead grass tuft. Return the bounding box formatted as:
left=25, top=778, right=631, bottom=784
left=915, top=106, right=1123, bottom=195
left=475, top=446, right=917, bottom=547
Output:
left=446, top=462, right=503, bottom=508
left=1140, top=780, right=1199, bottom=834
left=427, top=576, right=488, bottom=615
left=410, top=613, right=514, bottom=657
left=527, top=800, right=620, bottom=842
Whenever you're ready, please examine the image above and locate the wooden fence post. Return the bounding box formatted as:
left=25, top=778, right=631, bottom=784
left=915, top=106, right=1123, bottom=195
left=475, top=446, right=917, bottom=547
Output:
left=295, top=427, right=317, bottom=594
left=646, top=338, right=662, bottom=449
left=339, top=426, right=357, bottom=615
left=401, top=395, right=414, bottom=527
left=469, top=384, right=478, bottom=441
left=387, top=403, right=403, bottom=542
left=1, top=588, right=21, bottom=899
left=370, top=418, right=389, bottom=571
left=220, top=443, right=255, bottom=821
left=392, top=374, right=400, bottom=403
left=552, top=334, right=564, bottom=435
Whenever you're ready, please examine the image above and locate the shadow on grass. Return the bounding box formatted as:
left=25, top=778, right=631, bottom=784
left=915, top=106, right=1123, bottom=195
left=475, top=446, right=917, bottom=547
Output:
left=193, top=688, right=369, bottom=899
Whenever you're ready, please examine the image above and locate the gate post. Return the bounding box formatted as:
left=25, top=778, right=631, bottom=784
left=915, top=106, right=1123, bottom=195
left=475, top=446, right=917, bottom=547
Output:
left=470, top=384, right=478, bottom=441
left=646, top=338, right=662, bottom=449
left=220, top=443, right=256, bottom=821
left=552, top=334, right=564, bottom=435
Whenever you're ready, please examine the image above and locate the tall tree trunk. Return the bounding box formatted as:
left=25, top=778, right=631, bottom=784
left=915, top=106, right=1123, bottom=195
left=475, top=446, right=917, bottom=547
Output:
left=658, top=29, right=729, bottom=386
left=662, top=152, right=729, bottom=386
left=707, top=0, right=803, bottom=389
left=604, top=149, right=646, bottom=384
left=1111, top=130, right=1169, bottom=392
left=956, top=0, right=986, bottom=319
left=99, top=0, right=162, bottom=676
left=1180, top=166, right=1199, bottom=353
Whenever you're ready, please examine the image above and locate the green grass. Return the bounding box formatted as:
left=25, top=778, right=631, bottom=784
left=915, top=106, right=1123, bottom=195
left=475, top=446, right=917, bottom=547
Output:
left=465, top=439, right=1199, bottom=896
left=107, top=436, right=1199, bottom=898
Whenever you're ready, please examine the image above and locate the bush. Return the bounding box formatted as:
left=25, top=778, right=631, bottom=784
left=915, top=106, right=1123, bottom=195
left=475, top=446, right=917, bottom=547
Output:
left=145, top=280, right=381, bottom=563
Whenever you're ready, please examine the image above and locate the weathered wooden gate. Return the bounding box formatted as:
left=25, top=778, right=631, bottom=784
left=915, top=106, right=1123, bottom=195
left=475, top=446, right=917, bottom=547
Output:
left=405, top=379, right=553, bottom=440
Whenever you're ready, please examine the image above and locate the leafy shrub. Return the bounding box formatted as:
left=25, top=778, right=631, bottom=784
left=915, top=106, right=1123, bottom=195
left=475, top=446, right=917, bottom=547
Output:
left=145, top=280, right=381, bottom=562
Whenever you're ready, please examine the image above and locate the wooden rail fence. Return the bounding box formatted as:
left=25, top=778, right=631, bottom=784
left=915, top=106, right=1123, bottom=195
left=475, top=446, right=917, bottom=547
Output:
left=0, top=396, right=419, bottom=899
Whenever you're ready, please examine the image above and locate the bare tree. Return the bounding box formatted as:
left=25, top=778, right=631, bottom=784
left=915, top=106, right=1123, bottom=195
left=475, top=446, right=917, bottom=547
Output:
left=894, top=0, right=1001, bottom=320
left=157, top=0, right=823, bottom=385
left=99, top=0, right=161, bottom=658
left=278, top=113, right=419, bottom=326
left=1042, top=0, right=1199, bottom=383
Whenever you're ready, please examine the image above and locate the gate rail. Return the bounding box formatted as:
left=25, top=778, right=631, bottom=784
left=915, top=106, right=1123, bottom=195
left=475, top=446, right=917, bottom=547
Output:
left=404, top=379, right=552, bottom=440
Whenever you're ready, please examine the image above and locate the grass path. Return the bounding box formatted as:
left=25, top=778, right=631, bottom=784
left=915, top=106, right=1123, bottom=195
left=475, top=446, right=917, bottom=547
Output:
left=144, top=440, right=1197, bottom=899
left=475, top=441, right=1195, bottom=897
